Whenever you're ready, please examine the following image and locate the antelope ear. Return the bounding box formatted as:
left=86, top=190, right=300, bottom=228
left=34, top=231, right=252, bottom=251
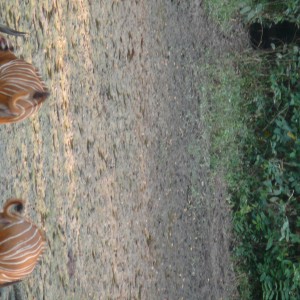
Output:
left=0, top=35, right=13, bottom=51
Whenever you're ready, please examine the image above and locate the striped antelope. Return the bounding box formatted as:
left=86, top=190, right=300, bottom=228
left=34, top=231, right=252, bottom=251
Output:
left=0, top=33, right=49, bottom=124
left=0, top=199, right=46, bottom=286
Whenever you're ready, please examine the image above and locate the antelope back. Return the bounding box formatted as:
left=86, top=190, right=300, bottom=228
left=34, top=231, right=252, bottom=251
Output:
left=0, top=199, right=46, bottom=286
left=0, top=36, right=49, bottom=124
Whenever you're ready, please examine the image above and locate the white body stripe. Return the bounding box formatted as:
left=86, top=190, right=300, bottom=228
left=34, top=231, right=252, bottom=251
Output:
left=0, top=223, right=32, bottom=246
left=0, top=59, right=45, bottom=95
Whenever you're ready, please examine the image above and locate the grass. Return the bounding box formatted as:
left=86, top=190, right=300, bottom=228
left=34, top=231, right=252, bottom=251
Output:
left=200, top=52, right=256, bottom=298
left=204, top=0, right=247, bottom=31
left=200, top=55, right=249, bottom=174
left=203, top=1, right=300, bottom=299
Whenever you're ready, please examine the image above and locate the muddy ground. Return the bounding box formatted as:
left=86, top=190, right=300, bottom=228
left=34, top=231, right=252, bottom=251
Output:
left=0, top=1, right=247, bottom=299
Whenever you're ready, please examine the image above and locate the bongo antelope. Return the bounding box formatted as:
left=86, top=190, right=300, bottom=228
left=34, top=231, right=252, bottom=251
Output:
left=0, top=32, right=49, bottom=124
left=0, top=199, right=46, bottom=286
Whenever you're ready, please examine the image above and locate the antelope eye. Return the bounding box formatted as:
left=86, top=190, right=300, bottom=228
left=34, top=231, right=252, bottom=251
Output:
left=14, top=203, right=24, bottom=214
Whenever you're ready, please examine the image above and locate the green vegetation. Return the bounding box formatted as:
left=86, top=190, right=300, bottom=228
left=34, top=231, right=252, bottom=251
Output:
left=204, top=1, right=300, bottom=299
left=239, top=1, right=300, bottom=24
left=206, top=0, right=300, bottom=27
left=204, top=0, right=244, bottom=30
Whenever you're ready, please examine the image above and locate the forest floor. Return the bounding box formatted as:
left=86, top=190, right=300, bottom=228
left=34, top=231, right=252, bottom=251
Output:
left=0, top=1, right=247, bottom=299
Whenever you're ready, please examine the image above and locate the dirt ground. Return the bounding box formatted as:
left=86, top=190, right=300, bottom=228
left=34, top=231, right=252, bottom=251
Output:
left=0, top=1, right=247, bottom=299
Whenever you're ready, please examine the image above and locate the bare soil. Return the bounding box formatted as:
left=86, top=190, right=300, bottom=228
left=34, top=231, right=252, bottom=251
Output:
left=0, top=1, right=247, bottom=299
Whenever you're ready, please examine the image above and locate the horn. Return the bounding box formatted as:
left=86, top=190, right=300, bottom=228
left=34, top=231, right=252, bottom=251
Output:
left=0, top=24, right=27, bottom=36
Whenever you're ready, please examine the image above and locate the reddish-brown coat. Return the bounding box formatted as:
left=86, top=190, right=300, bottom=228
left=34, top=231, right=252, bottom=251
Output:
left=0, top=199, right=46, bottom=286
left=0, top=35, right=49, bottom=124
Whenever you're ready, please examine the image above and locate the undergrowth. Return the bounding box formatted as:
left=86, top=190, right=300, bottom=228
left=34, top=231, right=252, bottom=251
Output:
left=204, top=0, right=300, bottom=299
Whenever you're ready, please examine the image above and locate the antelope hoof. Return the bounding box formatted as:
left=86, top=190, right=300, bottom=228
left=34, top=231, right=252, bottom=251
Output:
left=0, top=35, right=13, bottom=52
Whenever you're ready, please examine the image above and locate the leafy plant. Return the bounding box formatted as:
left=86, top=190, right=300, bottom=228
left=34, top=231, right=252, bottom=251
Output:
left=232, top=43, right=300, bottom=299
left=204, top=1, right=300, bottom=298
left=240, top=0, right=300, bottom=24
